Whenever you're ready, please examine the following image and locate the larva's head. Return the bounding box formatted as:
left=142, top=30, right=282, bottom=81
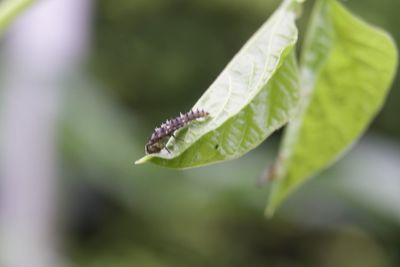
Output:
left=145, top=141, right=163, bottom=154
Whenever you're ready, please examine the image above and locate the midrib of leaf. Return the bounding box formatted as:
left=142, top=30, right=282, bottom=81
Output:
left=272, top=0, right=334, bottom=182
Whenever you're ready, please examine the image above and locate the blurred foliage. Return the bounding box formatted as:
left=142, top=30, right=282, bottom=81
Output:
left=59, top=0, right=400, bottom=266
left=91, top=0, right=280, bottom=120
left=0, top=0, right=33, bottom=36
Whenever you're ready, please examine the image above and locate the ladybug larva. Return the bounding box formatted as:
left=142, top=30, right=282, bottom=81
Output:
left=145, top=109, right=209, bottom=154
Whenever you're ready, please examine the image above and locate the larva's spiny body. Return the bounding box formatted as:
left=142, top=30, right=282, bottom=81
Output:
left=145, top=109, right=209, bottom=154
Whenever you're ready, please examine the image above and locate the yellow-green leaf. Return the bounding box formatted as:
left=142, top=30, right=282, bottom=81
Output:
left=266, top=0, right=398, bottom=215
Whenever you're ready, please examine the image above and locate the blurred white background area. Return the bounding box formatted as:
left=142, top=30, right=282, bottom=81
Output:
left=0, top=0, right=92, bottom=266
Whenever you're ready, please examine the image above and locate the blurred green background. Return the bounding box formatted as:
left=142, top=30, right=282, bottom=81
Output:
left=47, top=0, right=400, bottom=266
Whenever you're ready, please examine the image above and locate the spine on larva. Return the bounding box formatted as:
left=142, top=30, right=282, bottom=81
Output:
left=166, top=109, right=209, bottom=132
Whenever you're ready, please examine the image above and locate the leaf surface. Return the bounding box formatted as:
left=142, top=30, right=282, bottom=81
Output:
left=266, top=0, right=398, bottom=214
left=136, top=0, right=301, bottom=168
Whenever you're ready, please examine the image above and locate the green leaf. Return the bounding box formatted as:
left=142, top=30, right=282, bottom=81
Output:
left=136, top=0, right=301, bottom=168
left=0, top=0, right=34, bottom=36
left=266, top=0, right=398, bottom=215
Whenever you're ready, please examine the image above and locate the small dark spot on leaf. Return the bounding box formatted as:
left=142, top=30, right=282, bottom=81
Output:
left=214, top=144, right=219, bottom=149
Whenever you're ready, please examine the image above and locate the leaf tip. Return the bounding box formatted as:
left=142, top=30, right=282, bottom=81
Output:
left=134, top=155, right=152, bottom=165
